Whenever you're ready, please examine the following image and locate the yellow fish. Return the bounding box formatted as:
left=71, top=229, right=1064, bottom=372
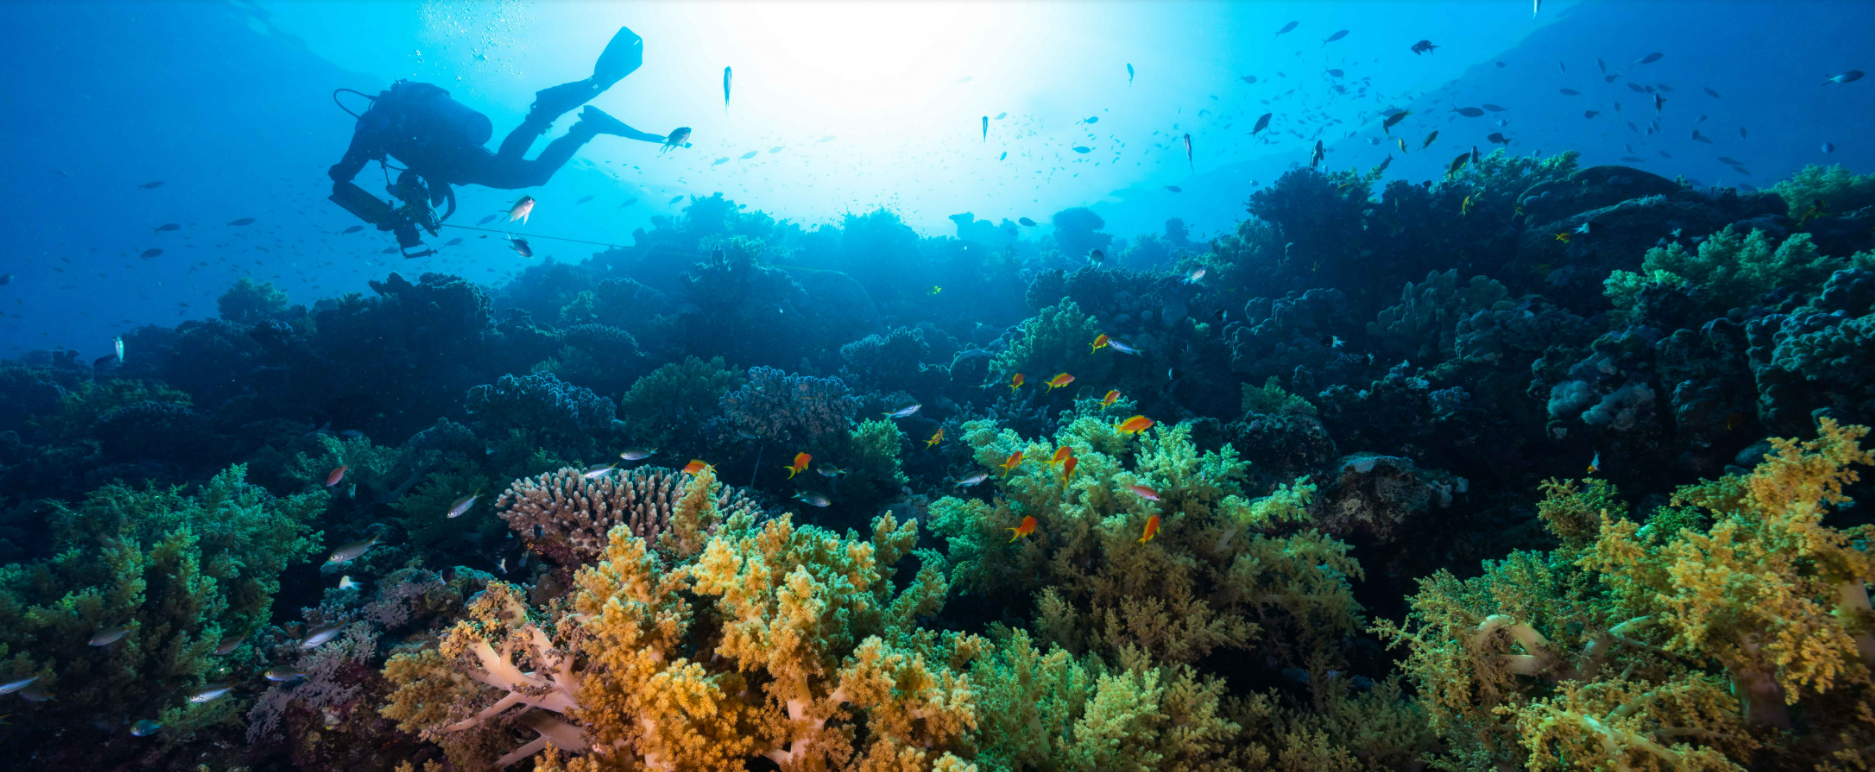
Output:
left=928, top=285, right=942, bottom=295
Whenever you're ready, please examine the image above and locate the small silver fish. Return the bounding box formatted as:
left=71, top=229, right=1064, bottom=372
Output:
left=581, top=464, right=616, bottom=480
left=793, top=491, right=831, bottom=508
left=89, top=624, right=131, bottom=647
left=885, top=403, right=922, bottom=418
left=214, top=631, right=246, bottom=655
left=189, top=684, right=234, bottom=703
left=130, top=719, right=161, bottom=737
left=955, top=473, right=990, bottom=488
left=327, top=536, right=378, bottom=564
left=114, top=336, right=124, bottom=363
left=264, top=668, right=307, bottom=682
left=619, top=447, right=658, bottom=461
left=1106, top=339, right=1141, bottom=355
left=0, top=676, right=39, bottom=695
left=447, top=492, right=479, bottom=519
left=817, top=466, right=848, bottom=479
left=300, top=624, right=342, bottom=650
left=338, top=575, right=359, bottom=590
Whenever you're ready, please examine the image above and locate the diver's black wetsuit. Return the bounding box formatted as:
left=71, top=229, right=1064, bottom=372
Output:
left=326, top=27, right=669, bottom=253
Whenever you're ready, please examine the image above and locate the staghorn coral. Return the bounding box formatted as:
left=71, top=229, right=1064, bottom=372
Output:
left=495, top=465, right=765, bottom=567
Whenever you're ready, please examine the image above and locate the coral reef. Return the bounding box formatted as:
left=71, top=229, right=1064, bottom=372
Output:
left=717, top=366, right=860, bottom=447
left=494, top=465, right=765, bottom=567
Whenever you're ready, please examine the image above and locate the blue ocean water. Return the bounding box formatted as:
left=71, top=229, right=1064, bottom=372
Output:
left=5, top=0, right=1867, bottom=356
left=3, top=1, right=1875, bottom=769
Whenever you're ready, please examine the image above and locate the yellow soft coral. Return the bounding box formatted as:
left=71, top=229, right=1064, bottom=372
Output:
left=1585, top=418, right=1875, bottom=727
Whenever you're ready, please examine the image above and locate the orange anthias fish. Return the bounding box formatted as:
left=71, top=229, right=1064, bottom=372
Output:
left=999, top=451, right=1025, bottom=477
left=1091, top=334, right=1111, bottom=352
left=1009, top=373, right=1025, bottom=393
left=1046, top=373, right=1075, bottom=391
left=784, top=452, right=812, bottom=478
left=1116, top=415, right=1155, bottom=435
left=682, top=459, right=714, bottom=475
left=1008, top=515, right=1038, bottom=542
left=926, top=427, right=944, bottom=448
left=1060, top=456, right=1078, bottom=484
left=325, top=465, right=348, bottom=487
left=1101, top=389, right=1121, bottom=407
left=1048, top=446, right=1073, bottom=468
left=1138, top=514, right=1161, bottom=543
left=1126, top=483, right=1161, bottom=501
left=506, top=196, right=536, bottom=224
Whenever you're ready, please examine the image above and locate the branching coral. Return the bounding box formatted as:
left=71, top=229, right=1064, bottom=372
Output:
left=495, top=465, right=765, bottom=567
left=717, top=366, right=859, bottom=447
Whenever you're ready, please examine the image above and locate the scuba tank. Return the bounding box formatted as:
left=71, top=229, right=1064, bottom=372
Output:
left=381, top=80, right=492, bottom=147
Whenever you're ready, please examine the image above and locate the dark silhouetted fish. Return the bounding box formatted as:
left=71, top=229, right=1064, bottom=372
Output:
left=1072, top=146, right=1091, bottom=153
left=1252, top=113, right=1272, bottom=134
left=152, top=223, right=180, bottom=232
left=1482, top=104, right=1506, bottom=112
left=1276, top=20, right=1297, bottom=37
left=139, top=248, right=163, bottom=259
left=477, top=214, right=497, bottom=225
left=139, top=181, right=163, bottom=189
left=341, top=225, right=364, bottom=234
left=1691, top=129, right=1712, bottom=143
left=1241, top=75, right=1258, bottom=84
left=1559, top=88, right=1581, bottom=96
left=1704, top=86, right=1721, bottom=98
left=1018, top=217, right=1036, bottom=226
left=1824, top=70, right=1863, bottom=84
left=227, top=218, right=255, bottom=226
left=576, top=195, right=595, bottom=204
left=1322, top=29, right=1348, bottom=45
left=1634, top=52, right=1663, bottom=65
left=1451, top=107, right=1484, bottom=117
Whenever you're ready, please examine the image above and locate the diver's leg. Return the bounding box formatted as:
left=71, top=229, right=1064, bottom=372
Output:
left=496, top=28, right=642, bottom=163
left=496, top=124, right=600, bottom=188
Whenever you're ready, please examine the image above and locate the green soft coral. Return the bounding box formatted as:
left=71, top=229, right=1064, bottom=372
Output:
left=617, top=356, right=746, bottom=448
left=1604, top=226, right=1845, bottom=318
left=989, top=299, right=1109, bottom=385
left=1771, top=163, right=1875, bottom=216
left=929, top=419, right=1363, bottom=669
left=0, top=465, right=323, bottom=733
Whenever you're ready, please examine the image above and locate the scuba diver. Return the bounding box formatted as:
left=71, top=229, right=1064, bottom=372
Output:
left=327, top=26, right=686, bottom=257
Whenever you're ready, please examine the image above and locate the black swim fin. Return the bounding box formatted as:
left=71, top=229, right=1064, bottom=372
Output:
left=576, top=106, right=632, bottom=138
left=592, top=27, right=643, bottom=89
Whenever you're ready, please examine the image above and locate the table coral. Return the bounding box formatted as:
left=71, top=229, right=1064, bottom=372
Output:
left=495, top=464, right=765, bottom=567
